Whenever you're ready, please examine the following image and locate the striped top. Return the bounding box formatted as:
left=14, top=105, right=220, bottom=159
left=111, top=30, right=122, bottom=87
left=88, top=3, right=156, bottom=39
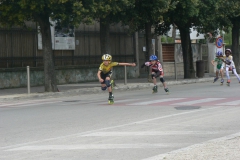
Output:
left=144, top=61, right=163, bottom=72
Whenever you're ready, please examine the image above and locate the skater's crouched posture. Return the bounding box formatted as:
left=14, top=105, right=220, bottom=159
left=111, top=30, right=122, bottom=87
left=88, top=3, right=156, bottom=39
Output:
left=97, top=54, right=136, bottom=101
left=141, top=55, right=169, bottom=93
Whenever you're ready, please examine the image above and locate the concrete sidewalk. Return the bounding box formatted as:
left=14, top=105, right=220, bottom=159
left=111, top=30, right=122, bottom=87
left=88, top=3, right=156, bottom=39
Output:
left=0, top=75, right=214, bottom=101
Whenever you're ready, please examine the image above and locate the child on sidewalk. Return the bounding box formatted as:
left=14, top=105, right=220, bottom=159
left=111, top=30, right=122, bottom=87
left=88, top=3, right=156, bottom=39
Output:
left=97, top=54, right=136, bottom=101
left=141, top=55, right=169, bottom=93
left=221, top=49, right=240, bottom=86
left=211, top=51, right=224, bottom=84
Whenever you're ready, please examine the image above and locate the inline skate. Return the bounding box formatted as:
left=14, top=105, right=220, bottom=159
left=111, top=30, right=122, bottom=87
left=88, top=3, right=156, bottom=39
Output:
left=152, top=85, right=158, bottom=93
left=108, top=80, right=114, bottom=104
left=213, top=77, right=219, bottom=83
left=164, top=88, right=169, bottom=94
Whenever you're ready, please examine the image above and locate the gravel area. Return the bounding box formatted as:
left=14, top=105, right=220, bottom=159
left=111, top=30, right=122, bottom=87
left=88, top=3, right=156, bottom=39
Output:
left=150, top=133, right=240, bottom=160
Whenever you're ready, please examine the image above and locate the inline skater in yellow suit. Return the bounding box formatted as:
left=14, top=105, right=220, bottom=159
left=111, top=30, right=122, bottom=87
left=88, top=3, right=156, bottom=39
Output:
left=97, top=54, right=136, bottom=103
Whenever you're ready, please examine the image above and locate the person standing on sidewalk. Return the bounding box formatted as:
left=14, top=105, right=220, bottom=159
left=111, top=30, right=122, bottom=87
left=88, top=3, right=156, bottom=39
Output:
left=211, top=51, right=224, bottom=84
left=221, top=49, right=240, bottom=86
left=141, top=55, right=169, bottom=93
left=97, top=54, right=136, bottom=101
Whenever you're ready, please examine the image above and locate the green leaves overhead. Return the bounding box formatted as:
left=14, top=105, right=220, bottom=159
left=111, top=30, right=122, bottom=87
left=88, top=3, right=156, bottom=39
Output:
left=216, top=0, right=240, bottom=27
left=0, top=0, right=89, bottom=27
left=122, top=0, right=173, bottom=32
left=90, top=0, right=134, bottom=23
left=169, top=0, right=200, bottom=27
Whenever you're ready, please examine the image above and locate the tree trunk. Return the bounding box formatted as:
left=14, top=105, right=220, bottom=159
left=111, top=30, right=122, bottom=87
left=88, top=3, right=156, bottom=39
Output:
left=145, top=22, right=154, bottom=81
left=100, top=18, right=111, bottom=55
left=37, top=15, right=58, bottom=92
left=145, top=22, right=153, bottom=61
left=231, top=21, right=240, bottom=73
left=179, top=27, right=195, bottom=79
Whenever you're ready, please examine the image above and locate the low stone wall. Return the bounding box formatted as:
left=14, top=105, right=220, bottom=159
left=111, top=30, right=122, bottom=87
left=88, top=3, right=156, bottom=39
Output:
left=163, top=62, right=200, bottom=78
left=0, top=66, right=138, bottom=89
left=0, top=61, right=206, bottom=89
left=162, top=62, right=184, bottom=77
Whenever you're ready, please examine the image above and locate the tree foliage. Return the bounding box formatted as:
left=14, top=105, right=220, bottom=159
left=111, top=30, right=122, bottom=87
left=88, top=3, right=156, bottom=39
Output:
left=1, top=0, right=239, bottom=82
left=122, top=0, right=174, bottom=61
left=0, top=0, right=89, bottom=92
left=89, top=0, right=134, bottom=55
left=155, top=0, right=223, bottom=78
left=157, top=0, right=201, bottom=78
left=216, top=0, right=240, bottom=72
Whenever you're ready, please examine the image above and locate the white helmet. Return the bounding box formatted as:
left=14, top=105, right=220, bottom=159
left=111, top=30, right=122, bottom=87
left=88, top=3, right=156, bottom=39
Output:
left=225, top=49, right=232, bottom=54
left=102, top=54, right=112, bottom=61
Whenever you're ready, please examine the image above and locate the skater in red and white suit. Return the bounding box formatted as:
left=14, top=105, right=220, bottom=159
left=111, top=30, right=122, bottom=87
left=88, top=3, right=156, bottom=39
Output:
left=141, top=55, right=169, bottom=93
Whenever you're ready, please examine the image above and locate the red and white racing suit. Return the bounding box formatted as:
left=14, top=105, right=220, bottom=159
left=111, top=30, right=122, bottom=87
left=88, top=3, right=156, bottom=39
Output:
left=145, top=61, right=164, bottom=77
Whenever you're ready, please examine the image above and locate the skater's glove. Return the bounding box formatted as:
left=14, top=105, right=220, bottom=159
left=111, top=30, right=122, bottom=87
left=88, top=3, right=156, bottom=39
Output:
left=225, top=60, right=231, bottom=65
left=141, top=63, right=145, bottom=68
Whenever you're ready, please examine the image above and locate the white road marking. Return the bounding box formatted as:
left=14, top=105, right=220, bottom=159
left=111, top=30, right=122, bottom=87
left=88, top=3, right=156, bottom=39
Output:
left=6, top=144, right=177, bottom=151
left=82, top=131, right=218, bottom=137
left=114, top=99, right=141, bottom=103
left=171, top=98, right=225, bottom=105
left=1, top=106, right=224, bottom=150
left=142, top=132, right=240, bottom=160
left=128, top=98, right=185, bottom=105
left=94, top=98, right=151, bottom=105
left=216, top=99, right=240, bottom=105
left=96, top=98, right=142, bottom=105
left=95, top=99, right=150, bottom=104
left=0, top=101, right=40, bottom=107
left=0, top=101, right=62, bottom=108
left=0, top=99, right=61, bottom=107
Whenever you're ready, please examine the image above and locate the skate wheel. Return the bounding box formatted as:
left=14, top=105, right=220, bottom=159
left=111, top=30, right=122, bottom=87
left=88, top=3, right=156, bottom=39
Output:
left=108, top=100, right=114, bottom=105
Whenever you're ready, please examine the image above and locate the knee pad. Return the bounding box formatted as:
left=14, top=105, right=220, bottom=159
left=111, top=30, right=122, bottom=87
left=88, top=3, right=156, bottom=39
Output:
left=101, top=86, right=107, bottom=90
left=160, top=77, right=165, bottom=83
left=105, top=80, right=111, bottom=87
left=151, top=73, right=156, bottom=79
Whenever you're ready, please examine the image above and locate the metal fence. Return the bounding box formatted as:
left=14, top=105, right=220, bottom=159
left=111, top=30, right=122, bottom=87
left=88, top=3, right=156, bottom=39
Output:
left=0, top=23, right=135, bottom=69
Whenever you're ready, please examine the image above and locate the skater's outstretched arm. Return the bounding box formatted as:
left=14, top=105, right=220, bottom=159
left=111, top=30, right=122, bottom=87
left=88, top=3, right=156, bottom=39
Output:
left=222, top=59, right=231, bottom=65
left=211, top=60, right=215, bottom=66
left=118, top=63, right=136, bottom=66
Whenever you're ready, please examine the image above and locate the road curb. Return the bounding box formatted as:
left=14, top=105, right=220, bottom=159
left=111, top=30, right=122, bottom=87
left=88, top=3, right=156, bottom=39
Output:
left=0, top=77, right=214, bottom=101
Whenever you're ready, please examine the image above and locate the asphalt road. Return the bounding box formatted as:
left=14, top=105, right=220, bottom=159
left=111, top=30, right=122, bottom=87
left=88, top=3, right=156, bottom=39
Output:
left=1, top=79, right=240, bottom=160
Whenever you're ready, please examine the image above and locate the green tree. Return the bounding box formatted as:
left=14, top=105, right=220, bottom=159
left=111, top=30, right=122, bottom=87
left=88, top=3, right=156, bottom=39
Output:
left=156, top=0, right=219, bottom=79
left=163, top=0, right=200, bottom=78
left=123, top=0, right=174, bottom=61
left=216, top=0, right=240, bottom=72
left=0, top=0, right=88, bottom=92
